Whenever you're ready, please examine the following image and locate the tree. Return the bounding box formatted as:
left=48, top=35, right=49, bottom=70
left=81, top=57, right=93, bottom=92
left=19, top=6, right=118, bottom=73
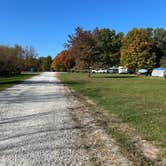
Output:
left=153, top=28, right=166, bottom=66
left=160, top=56, right=166, bottom=67
left=120, top=28, right=156, bottom=71
left=0, top=45, right=24, bottom=75
left=51, top=50, right=75, bottom=71
left=93, top=28, right=123, bottom=67
left=65, top=27, right=123, bottom=70
left=37, top=56, right=52, bottom=71
left=45, top=56, right=52, bottom=71
left=65, top=27, right=98, bottom=70
left=22, top=46, right=38, bottom=71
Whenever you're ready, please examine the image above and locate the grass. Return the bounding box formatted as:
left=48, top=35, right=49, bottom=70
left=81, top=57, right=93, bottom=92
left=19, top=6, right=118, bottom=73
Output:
left=0, top=74, right=36, bottom=91
left=59, top=73, right=166, bottom=147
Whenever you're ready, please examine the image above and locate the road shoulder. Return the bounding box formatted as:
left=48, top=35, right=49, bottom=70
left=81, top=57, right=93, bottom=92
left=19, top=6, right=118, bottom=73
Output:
left=64, top=86, right=165, bottom=166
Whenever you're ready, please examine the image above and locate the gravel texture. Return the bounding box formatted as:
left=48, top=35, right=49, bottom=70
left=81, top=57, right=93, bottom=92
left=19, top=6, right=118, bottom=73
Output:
left=0, top=72, right=131, bottom=166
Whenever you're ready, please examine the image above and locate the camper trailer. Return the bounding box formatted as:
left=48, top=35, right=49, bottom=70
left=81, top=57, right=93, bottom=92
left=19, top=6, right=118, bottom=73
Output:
left=152, top=68, right=166, bottom=77
left=118, top=66, right=128, bottom=74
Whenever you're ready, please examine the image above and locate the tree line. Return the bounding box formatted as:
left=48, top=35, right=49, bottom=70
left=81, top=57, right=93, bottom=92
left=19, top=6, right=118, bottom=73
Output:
left=51, top=27, right=166, bottom=72
left=0, top=45, right=52, bottom=75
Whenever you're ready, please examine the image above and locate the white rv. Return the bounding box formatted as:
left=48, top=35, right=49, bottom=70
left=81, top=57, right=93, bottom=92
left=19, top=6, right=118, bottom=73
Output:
left=118, top=66, right=128, bottom=74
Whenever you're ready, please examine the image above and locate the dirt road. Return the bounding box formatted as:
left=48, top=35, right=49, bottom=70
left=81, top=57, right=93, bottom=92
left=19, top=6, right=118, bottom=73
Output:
left=0, top=72, right=131, bottom=165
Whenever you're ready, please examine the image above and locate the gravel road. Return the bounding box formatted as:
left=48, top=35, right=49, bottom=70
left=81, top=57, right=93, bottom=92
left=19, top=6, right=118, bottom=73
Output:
left=0, top=72, right=131, bottom=166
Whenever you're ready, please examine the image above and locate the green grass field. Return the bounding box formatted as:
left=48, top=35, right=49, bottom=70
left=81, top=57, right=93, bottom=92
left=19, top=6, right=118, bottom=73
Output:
left=59, top=73, right=166, bottom=147
left=0, top=74, right=36, bottom=91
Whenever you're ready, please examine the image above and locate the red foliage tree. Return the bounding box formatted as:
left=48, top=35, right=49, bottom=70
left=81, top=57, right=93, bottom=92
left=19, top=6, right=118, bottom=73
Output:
left=65, top=27, right=97, bottom=69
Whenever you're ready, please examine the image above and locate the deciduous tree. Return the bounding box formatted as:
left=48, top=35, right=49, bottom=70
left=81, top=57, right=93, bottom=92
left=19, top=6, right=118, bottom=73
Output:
left=65, top=27, right=98, bottom=69
left=120, top=28, right=156, bottom=71
left=51, top=50, right=75, bottom=71
left=93, top=28, right=123, bottom=67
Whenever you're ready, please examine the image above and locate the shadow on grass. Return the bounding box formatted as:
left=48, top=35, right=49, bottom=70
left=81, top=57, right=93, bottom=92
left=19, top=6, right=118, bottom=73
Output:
left=0, top=80, right=23, bottom=85
left=92, top=74, right=137, bottom=79
left=62, top=80, right=88, bottom=86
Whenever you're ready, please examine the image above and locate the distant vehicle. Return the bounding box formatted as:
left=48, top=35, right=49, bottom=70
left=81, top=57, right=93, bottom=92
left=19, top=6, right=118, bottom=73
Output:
left=98, top=69, right=107, bottom=73
left=152, top=68, right=166, bottom=77
left=118, top=66, right=128, bottom=74
left=108, top=66, right=118, bottom=73
left=91, top=69, right=98, bottom=73
left=138, top=69, right=148, bottom=75
left=91, top=69, right=107, bottom=73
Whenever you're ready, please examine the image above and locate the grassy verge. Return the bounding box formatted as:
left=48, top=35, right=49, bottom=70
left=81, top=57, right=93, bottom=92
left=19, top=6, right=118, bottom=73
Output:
left=0, top=74, right=37, bottom=91
left=59, top=73, right=166, bottom=148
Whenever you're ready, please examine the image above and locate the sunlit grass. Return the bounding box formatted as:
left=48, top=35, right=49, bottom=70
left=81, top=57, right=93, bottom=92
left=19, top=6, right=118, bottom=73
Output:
left=59, top=73, right=166, bottom=146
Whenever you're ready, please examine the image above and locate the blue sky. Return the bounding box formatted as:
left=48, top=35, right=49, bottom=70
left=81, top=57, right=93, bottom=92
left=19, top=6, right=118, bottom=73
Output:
left=0, top=0, right=165, bottom=58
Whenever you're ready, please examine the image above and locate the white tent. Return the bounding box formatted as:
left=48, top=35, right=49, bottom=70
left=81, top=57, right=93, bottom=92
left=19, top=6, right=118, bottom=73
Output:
left=151, top=68, right=166, bottom=77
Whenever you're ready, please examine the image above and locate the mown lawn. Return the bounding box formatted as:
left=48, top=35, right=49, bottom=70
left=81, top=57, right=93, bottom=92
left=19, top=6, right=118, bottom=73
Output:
left=59, top=73, right=166, bottom=147
left=0, top=74, right=36, bottom=91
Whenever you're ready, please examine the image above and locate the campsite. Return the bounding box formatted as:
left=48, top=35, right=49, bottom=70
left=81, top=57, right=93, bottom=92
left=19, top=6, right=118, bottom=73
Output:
left=0, top=0, right=166, bottom=165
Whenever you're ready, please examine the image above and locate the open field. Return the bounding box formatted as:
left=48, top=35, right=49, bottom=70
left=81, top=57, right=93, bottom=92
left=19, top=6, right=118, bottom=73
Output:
left=59, top=73, right=166, bottom=147
left=0, top=74, right=36, bottom=91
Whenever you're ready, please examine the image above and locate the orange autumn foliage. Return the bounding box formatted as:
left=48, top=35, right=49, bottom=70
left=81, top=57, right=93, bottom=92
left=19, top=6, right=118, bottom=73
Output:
left=51, top=50, right=75, bottom=71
